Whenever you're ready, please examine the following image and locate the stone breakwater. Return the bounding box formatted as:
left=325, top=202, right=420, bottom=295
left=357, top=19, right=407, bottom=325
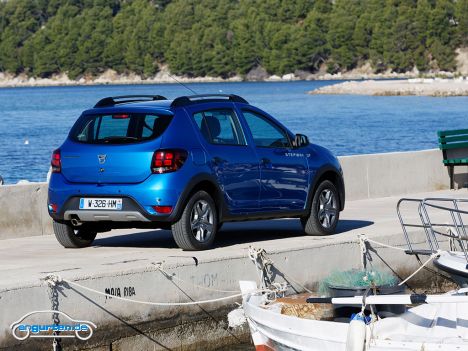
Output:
left=309, top=78, right=468, bottom=97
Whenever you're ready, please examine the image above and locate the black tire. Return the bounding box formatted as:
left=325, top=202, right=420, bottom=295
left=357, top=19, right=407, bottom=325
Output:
left=171, top=190, right=218, bottom=250
left=53, top=221, right=97, bottom=248
left=301, top=180, right=340, bottom=236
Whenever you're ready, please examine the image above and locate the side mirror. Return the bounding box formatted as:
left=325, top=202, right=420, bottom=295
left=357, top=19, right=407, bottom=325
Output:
left=293, top=134, right=309, bottom=148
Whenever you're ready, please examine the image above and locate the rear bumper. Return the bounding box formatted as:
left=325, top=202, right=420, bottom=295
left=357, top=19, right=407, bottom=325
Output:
left=64, top=210, right=150, bottom=222
left=48, top=172, right=187, bottom=223
left=58, top=196, right=154, bottom=222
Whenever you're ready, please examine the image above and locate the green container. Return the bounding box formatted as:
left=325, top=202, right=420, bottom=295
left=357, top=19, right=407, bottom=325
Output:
left=319, top=269, right=405, bottom=319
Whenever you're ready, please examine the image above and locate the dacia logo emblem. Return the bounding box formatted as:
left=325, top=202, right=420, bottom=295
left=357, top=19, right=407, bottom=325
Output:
left=98, top=154, right=107, bottom=164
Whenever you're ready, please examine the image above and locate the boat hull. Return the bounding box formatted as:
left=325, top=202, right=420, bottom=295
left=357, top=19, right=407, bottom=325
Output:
left=434, top=251, right=468, bottom=287
left=241, top=281, right=468, bottom=351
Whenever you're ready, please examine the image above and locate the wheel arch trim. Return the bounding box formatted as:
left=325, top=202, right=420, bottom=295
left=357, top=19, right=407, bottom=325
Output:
left=171, top=173, right=228, bottom=223
left=306, top=165, right=345, bottom=212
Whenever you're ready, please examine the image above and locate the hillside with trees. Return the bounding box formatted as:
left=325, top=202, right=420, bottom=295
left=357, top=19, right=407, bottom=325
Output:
left=0, top=0, right=466, bottom=80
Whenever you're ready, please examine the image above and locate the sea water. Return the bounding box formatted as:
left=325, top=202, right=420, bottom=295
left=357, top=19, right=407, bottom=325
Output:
left=0, top=80, right=467, bottom=184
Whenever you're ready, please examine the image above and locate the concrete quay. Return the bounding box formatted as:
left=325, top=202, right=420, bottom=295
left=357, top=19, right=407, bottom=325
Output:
left=0, top=188, right=466, bottom=350
left=0, top=148, right=467, bottom=350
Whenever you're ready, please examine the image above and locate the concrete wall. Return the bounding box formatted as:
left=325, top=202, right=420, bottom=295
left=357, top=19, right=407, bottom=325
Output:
left=339, top=148, right=461, bottom=200
left=0, top=148, right=465, bottom=239
left=0, top=183, right=52, bottom=239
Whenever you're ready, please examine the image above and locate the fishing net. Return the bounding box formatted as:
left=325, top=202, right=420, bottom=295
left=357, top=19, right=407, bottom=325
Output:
left=319, top=269, right=399, bottom=296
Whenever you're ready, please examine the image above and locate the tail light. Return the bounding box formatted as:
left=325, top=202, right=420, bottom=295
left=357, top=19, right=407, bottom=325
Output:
left=51, top=149, right=61, bottom=173
left=151, top=149, right=187, bottom=174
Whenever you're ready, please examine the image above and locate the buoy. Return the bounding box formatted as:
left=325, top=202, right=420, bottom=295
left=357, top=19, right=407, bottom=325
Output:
left=345, top=313, right=367, bottom=351
left=24, top=139, right=29, bottom=145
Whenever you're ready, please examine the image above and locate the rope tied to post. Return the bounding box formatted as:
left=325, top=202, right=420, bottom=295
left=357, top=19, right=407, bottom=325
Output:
left=358, top=234, right=370, bottom=270
left=42, top=274, right=63, bottom=288
left=248, top=246, right=312, bottom=294
left=248, top=246, right=274, bottom=289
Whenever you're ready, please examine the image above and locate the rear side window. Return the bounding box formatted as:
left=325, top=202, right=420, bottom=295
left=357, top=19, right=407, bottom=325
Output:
left=193, top=109, right=246, bottom=146
left=71, top=113, right=172, bottom=144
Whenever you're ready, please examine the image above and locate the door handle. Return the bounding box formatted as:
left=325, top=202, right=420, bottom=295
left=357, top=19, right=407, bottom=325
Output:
left=261, top=158, right=272, bottom=165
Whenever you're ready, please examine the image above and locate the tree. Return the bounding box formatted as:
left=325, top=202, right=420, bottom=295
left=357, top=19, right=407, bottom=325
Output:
left=0, top=0, right=43, bottom=73
left=0, top=0, right=464, bottom=78
left=414, top=0, right=433, bottom=71
left=303, top=0, right=332, bottom=71
left=428, top=0, right=457, bottom=70
left=327, top=0, right=361, bottom=72
left=456, top=0, right=468, bottom=47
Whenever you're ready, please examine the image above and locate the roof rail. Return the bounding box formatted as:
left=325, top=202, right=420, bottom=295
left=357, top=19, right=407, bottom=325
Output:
left=94, top=95, right=167, bottom=108
left=170, top=94, right=248, bottom=107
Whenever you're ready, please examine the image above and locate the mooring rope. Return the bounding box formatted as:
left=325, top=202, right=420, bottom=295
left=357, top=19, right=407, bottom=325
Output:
left=361, top=236, right=407, bottom=252
left=247, top=246, right=311, bottom=294
left=64, top=277, right=244, bottom=306
left=397, top=251, right=440, bottom=286
left=42, top=274, right=274, bottom=307
left=358, top=235, right=441, bottom=286
left=41, top=236, right=441, bottom=309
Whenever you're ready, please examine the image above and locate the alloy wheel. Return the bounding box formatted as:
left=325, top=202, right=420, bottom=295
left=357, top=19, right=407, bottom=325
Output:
left=318, top=189, right=338, bottom=229
left=190, top=200, right=214, bottom=242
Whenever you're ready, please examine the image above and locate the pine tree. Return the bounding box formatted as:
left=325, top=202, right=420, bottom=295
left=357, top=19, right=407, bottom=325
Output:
left=0, top=0, right=465, bottom=78
left=428, top=0, right=457, bottom=70
left=455, top=0, right=468, bottom=47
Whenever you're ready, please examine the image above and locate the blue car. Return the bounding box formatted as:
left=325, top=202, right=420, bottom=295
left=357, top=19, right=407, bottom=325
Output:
left=48, top=94, right=345, bottom=250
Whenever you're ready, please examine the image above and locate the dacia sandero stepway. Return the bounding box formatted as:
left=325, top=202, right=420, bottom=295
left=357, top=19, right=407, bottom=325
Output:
left=48, top=94, right=345, bottom=250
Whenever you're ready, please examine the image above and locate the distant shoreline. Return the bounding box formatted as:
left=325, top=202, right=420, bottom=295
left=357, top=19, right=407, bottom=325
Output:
left=309, top=78, right=468, bottom=97
left=0, top=67, right=461, bottom=89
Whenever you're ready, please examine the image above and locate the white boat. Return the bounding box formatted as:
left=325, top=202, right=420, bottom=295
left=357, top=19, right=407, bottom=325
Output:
left=240, top=281, right=468, bottom=351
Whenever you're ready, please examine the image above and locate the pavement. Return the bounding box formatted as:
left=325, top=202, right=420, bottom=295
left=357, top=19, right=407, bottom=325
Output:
left=1, top=188, right=466, bottom=291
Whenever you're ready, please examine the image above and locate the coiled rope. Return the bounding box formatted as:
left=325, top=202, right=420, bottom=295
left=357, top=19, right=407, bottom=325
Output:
left=248, top=246, right=312, bottom=294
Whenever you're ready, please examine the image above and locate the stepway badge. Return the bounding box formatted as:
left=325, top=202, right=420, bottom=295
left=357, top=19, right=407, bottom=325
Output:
left=10, top=310, right=96, bottom=341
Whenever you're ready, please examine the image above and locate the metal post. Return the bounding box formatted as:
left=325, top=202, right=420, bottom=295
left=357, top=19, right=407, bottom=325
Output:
left=449, top=165, right=455, bottom=189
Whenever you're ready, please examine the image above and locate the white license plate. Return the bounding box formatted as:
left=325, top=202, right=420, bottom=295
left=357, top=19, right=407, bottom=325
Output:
left=79, top=198, right=122, bottom=210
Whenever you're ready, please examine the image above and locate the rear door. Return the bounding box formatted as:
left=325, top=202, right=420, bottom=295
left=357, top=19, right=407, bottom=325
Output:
left=238, top=108, right=309, bottom=211
left=61, top=113, right=171, bottom=184
left=187, top=105, right=260, bottom=213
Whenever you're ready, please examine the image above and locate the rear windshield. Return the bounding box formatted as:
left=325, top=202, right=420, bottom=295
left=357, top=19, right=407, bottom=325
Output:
left=70, top=113, right=173, bottom=144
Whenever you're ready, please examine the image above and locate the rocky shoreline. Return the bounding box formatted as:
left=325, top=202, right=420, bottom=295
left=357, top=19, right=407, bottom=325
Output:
left=308, top=78, right=468, bottom=97
left=0, top=65, right=459, bottom=89
left=2, top=48, right=467, bottom=89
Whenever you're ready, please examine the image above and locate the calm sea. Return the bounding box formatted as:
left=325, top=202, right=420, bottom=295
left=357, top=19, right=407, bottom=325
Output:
left=0, top=80, right=467, bottom=184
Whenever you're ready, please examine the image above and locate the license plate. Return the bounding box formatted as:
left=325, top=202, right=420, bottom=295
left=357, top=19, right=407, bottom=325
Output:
left=79, top=198, right=122, bottom=210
